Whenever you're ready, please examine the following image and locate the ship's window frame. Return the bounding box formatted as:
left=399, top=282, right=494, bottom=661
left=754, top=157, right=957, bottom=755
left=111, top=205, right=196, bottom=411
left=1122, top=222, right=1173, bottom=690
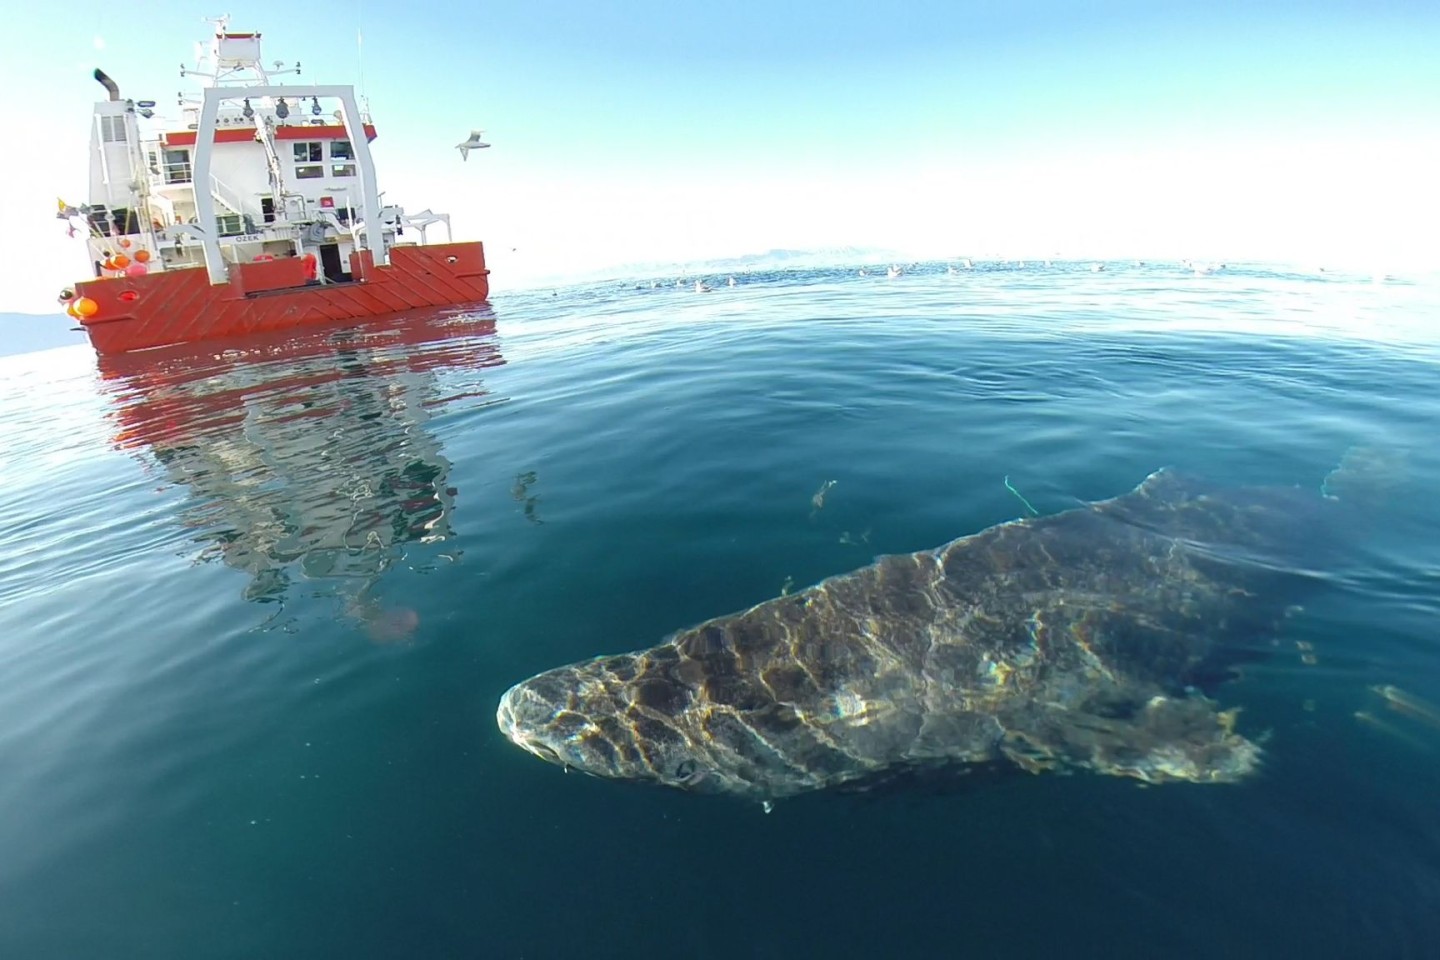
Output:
left=162, top=147, right=193, bottom=184
left=292, top=141, right=323, bottom=163
left=331, top=163, right=357, bottom=178
left=295, top=164, right=325, bottom=180
left=330, top=140, right=354, bottom=160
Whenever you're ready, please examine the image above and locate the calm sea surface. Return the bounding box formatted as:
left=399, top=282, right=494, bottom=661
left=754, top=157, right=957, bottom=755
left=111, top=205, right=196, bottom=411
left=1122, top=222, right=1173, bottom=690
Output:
left=2, top=262, right=1438, bottom=959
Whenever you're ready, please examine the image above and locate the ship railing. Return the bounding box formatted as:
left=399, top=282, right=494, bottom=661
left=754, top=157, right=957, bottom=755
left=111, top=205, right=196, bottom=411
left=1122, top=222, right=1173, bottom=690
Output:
left=162, top=157, right=193, bottom=185
left=209, top=174, right=248, bottom=218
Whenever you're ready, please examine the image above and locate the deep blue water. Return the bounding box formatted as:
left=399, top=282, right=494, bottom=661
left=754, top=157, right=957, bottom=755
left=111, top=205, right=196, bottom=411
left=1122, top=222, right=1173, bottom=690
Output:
left=2, top=261, right=1438, bottom=959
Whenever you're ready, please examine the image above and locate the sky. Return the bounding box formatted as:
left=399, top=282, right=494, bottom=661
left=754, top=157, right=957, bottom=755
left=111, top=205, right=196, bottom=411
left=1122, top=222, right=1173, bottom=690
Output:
left=1, top=0, right=1438, bottom=311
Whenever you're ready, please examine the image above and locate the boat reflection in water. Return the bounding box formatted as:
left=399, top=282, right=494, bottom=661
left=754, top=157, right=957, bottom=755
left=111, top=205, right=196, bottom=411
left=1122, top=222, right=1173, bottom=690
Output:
left=98, top=307, right=506, bottom=640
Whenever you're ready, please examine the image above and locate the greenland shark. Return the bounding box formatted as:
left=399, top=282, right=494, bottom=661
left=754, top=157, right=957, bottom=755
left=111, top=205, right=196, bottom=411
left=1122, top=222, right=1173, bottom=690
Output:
left=497, top=468, right=1345, bottom=800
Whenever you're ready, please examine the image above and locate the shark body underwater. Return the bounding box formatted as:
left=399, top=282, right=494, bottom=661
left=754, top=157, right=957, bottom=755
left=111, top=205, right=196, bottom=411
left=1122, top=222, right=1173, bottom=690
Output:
left=498, top=468, right=1356, bottom=801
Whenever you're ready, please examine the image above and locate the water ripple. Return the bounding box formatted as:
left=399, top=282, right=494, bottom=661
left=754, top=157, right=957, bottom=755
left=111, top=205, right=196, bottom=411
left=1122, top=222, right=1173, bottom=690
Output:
left=1, top=262, right=1438, bottom=958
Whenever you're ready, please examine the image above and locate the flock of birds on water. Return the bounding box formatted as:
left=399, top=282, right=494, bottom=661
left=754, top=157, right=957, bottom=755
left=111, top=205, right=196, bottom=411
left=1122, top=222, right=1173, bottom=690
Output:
left=626, top=257, right=1236, bottom=295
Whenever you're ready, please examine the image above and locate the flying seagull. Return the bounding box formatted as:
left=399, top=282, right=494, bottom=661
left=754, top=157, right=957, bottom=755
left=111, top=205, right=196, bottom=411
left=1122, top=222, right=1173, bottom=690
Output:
left=456, top=130, right=491, bottom=161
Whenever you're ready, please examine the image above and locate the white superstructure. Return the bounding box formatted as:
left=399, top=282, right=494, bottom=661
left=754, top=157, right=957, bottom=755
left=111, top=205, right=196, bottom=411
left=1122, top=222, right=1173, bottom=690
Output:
left=73, top=21, right=454, bottom=285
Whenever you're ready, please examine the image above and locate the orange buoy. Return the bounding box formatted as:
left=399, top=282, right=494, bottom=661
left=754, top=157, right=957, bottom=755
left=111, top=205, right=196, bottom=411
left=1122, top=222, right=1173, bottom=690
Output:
left=119, top=238, right=132, bottom=248
left=102, top=259, right=116, bottom=271
left=66, top=300, right=82, bottom=319
left=113, top=254, right=131, bottom=269
left=134, top=249, right=151, bottom=263
left=73, top=297, right=99, bottom=318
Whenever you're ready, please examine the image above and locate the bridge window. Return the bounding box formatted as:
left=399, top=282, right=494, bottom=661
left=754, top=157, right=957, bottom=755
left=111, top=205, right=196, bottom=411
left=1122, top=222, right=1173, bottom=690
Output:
left=292, top=141, right=322, bottom=163
left=331, top=140, right=354, bottom=160
left=332, top=163, right=357, bottom=178
left=162, top=148, right=192, bottom=184
left=215, top=213, right=246, bottom=237
left=295, top=165, right=324, bottom=179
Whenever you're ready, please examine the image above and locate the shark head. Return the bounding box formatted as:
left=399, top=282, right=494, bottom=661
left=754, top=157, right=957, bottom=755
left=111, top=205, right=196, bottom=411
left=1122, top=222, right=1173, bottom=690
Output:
left=496, top=652, right=724, bottom=793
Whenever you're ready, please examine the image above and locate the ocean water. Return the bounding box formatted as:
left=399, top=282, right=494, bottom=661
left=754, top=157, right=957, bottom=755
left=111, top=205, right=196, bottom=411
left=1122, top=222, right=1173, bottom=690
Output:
left=1, top=261, right=1438, bottom=959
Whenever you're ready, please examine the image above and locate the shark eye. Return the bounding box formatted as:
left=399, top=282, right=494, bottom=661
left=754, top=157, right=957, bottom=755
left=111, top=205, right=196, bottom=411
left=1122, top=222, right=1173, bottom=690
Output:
left=674, top=760, right=697, bottom=781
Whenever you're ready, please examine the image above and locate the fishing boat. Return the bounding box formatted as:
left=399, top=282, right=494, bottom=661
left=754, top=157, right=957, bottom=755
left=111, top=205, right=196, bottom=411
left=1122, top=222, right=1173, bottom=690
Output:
left=58, top=21, right=490, bottom=355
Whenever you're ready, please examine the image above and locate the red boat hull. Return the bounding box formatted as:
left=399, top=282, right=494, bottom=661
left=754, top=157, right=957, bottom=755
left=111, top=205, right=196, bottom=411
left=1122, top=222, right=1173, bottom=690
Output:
left=96, top=307, right=505, bottom=450
left=76, top=241, right=490, bottom=354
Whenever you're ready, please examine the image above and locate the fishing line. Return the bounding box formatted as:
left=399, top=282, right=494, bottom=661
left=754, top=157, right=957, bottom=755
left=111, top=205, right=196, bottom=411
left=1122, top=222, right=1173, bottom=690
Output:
left=1003, top=475, right=1039, bottom=516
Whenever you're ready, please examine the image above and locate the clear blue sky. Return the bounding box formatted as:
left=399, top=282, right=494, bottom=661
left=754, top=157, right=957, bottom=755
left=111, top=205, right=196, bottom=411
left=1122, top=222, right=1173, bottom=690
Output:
left=3, top=0, right=1438, bottom=307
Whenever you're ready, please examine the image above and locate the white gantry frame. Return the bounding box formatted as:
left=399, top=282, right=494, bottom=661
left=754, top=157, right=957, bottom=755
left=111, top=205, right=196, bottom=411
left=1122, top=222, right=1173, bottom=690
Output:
left=192, top=84, right=384, bottom=284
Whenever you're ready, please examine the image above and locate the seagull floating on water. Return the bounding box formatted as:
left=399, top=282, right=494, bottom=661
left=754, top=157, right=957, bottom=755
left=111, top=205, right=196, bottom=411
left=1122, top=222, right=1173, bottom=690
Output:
left=456, top=130, right=491, bottom=161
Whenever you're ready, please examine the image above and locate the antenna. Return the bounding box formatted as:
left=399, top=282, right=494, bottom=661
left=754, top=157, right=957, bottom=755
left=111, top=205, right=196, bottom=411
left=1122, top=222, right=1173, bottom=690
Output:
left=356, top=0, right=366, bottom=101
